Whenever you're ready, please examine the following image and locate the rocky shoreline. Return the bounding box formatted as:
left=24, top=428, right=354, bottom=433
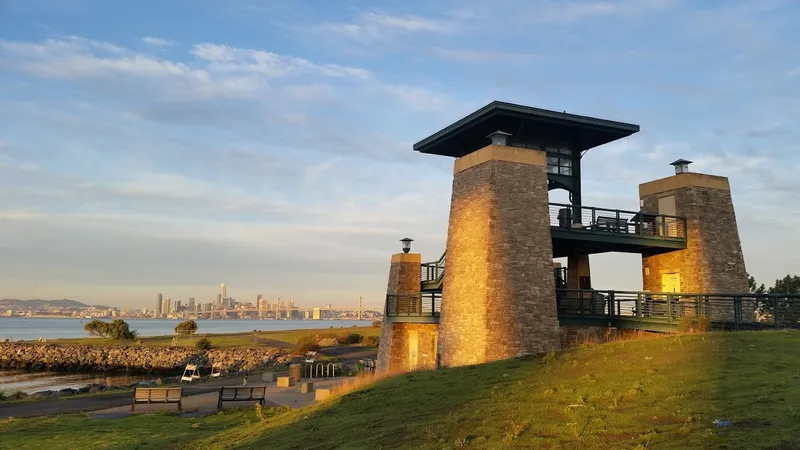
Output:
left=0, top=342, right=292, bottom=374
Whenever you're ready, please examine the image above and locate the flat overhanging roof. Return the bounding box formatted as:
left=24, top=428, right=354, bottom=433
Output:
left=413, top=101, right=640, bottom=157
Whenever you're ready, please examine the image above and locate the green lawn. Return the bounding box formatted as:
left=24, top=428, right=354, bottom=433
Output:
left=44, top=326, right=380, bottom=348
left=6, top=330, right=799, bottom=449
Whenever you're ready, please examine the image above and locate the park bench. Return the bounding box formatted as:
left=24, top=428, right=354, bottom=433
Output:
left=131, top=387, right=183, bottom=412
left=593, top=216, right=629, bottom=233
left=217, top=386, right=268, bottom=410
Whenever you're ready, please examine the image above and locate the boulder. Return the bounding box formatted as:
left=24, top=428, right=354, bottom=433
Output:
left=318, top=337, right=338, bottom=347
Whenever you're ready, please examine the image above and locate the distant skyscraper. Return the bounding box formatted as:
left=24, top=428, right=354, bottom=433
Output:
left=156, top=293, right=163, bottom=317
left=216, top=293, right=222, bottom=307
left=175, top=300, right=182, bottom=312
left=220, top=282, right=227, bottom=299
left=313, top=307, right=321, bottom=320
left=188, top=297, right=196, bottom=312
left=162, top=297, right=171, bottom=315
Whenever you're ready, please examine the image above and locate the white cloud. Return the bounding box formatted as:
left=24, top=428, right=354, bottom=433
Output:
left=141, top=36, right=176, bottom=48
left=320, top=11, right=457, bottom=40
left=190, top=43, right=371, bottom=79
left=0, top=37, right=210, bottom=82
left=431, top=48, right=540, bottom=63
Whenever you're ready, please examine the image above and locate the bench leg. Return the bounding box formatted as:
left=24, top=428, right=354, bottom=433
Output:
left=131, top=402, right=135, bottom=413
left=178, top=400, right=182, bottom=412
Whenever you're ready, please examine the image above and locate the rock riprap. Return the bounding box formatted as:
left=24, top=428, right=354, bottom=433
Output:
left=0, top=342, right=290, bottom=374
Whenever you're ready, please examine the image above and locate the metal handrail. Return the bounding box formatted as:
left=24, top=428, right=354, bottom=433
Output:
left=386, top=292, right=442, bottom=317
left=548, top=202, right=687, bottom=240
left=421, top=252, right=446, bottom=284
left=556, top=288, right=800, bottom=329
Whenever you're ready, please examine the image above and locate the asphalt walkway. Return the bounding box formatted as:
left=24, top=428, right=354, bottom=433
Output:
left=0, top=345, right=376, bottom=419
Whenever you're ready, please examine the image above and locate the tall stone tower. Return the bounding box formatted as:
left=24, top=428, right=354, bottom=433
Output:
left=437, top=144, right=560, bottom=367
left=640, top=160, right=748, bottom=293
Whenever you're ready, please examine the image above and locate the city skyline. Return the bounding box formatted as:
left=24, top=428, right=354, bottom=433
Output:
left=1, top=1, right=799, bottom=308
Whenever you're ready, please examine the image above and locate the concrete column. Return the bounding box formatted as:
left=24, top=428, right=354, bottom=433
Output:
left=438, top=144, right=560, bottom=368
left=376, top=253, right=423, bottom=373
left=640, top=172, right=748, bottom=294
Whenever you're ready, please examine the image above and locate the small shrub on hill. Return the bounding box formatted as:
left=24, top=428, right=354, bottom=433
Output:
left=677, top=315, right=711, bottom=333
left=363, top=336, right=380, bottom=347
left=336, top=333, right=364, bottom=345
left=296, top=335, right=321, bottom=353
left=195, top=338, right=212, bottom=351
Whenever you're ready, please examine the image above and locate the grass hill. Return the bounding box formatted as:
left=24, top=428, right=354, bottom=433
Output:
left=4, top=330, right=800, bottom=449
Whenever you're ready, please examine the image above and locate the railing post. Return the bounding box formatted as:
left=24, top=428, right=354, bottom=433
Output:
left=636, top=293, right=642, bottom=320
left=579, top=291, right=585, bottom=315
left=608, top=291, right=615, bottom=317
left=666, top=294, right=673, bottom=325
left=661, top=215, right=666, bottom=238
left=615, top=209, right=620, bottom=233
left=733, top=296, right=741, bottom=330
left=774, top=295, right=780, bottom=329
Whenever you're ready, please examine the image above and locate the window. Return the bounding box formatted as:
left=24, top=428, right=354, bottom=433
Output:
left=546, top=146, right=573, bottom=176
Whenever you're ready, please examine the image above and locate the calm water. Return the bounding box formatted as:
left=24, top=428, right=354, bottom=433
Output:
left=0, top=317, right=373, bottom=341
left=0, top=317, right=372, bottom=394
left=0, top=369, right=152, bottom=394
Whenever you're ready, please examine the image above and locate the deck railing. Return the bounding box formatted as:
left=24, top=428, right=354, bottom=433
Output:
left=556, top=289, right=800, bottom=329
left=385, top=292, right=441, bottom=317
left=548, top=203, right=686, bottom=240
left=421, top=252, right=446, bottom=285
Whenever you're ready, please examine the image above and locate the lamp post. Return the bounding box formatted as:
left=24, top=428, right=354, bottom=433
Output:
left=400, top=237, right=414, bottom=254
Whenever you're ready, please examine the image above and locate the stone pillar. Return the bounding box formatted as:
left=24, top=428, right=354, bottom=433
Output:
left=566, top=252, right=591, bottom=290
left=640, top=172, right=748, bottom=293
left=438, top=144, right=560, bottom=368
left=376, top=253, right=423, bottom=373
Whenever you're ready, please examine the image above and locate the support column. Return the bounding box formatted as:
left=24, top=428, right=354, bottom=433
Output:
left=377, top=253, right=429, bottom=373
left=566, top=252, right=591, bottom=290
left=438, top=144, right=560, bottom=368
left=640, top=172, right=748, bottom=293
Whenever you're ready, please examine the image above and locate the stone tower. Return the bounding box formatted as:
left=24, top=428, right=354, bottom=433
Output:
left=437, top=145, right=560, bottom=367
left=640, top=161, right=748, bottom=293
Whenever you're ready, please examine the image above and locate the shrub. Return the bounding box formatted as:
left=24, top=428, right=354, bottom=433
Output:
left=84, top=319, right=137, bottom=340
left=295, top=335, right=320, bottom=353
left=363, top=335, right=380, bottom=347
left=677, top=315, right=711, bottom=333
left=175, top=319, right=199, bottom=335
left=195, top=337, right=212, bottom=351
left=337, top=333, right=364, bottom=345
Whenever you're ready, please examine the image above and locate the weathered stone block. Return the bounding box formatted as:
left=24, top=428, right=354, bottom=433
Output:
left=277, top=376, right=294, bottom=387
left=315, top=388, right=332, bottom=401
left=300, top=381, right=314, bottom=393
left=261, top=372, right=276, bottom=382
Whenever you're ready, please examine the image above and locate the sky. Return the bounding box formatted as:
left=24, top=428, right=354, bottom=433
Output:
left=1, top=0, right=799, bottom=310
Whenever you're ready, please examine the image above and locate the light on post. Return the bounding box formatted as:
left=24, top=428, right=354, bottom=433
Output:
left=400, top=237, right=414, bottom=254
left=486, top=130, right=512, bottom=146
left=670, top=159, right=693, bottom=175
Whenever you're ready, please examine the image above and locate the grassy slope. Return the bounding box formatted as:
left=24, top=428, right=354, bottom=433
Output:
left=43, top=326, right=380, bottom=348
left=5, top=331, right=800, bottom=449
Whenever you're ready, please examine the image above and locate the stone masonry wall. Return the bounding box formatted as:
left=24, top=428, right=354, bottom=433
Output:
left=641, top=182, right=748, bottom=293
left=383, top=323, right=438, bottom=372
left=439, top=152, right=560, bottom=368
left=377, top=254, right=422, bottom=373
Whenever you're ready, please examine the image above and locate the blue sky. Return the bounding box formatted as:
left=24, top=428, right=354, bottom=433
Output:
left=1, top=0, right=799, bottom=309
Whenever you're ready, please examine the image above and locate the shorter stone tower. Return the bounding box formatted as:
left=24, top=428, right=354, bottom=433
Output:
left=640, top=160, right=748, bottom=293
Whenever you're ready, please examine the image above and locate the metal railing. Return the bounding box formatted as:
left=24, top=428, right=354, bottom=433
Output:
left=556, top=289, right=800, bottom=329
left=548, top=203, right=686, bottom=240
left=385, top=292, right=441, bottom=317
left=421, top=252, right=446, bottom=285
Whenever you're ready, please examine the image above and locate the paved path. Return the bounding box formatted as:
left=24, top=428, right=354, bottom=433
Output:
left=0, top=345, right=374, bottom=419
left=90, top=377, right=344, bottom=419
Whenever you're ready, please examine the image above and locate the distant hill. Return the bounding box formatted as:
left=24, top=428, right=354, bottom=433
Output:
left=0, top=299, right=111, bottom=309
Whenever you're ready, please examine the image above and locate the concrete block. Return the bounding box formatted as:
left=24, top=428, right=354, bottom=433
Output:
left=315, top=388, right=331, bottom=401
left=277, top=376, right=295, bottom=388
left=300, top=381, right=314, bottom=394
left=261, top=372, right=276, bottom=382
